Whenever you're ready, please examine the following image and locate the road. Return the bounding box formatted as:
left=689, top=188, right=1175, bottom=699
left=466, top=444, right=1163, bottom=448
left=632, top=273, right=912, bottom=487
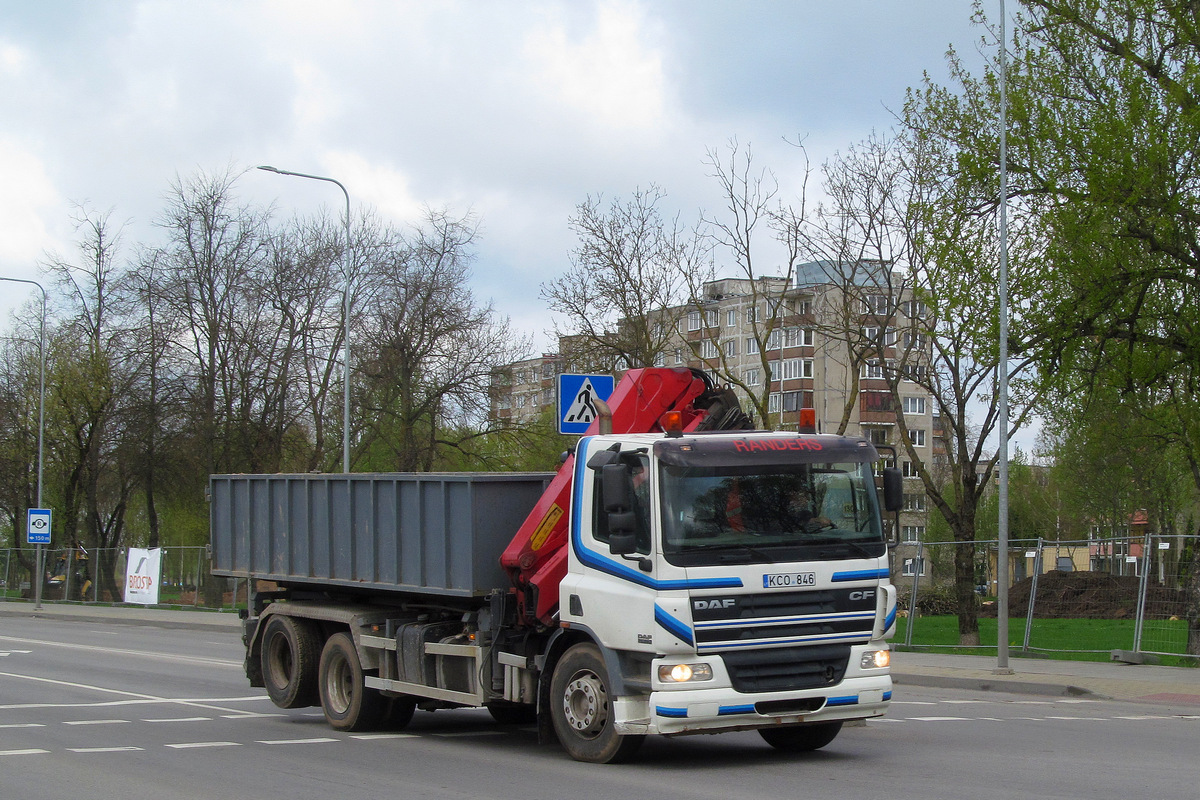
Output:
left=1, top=615, right=1195, bottom=800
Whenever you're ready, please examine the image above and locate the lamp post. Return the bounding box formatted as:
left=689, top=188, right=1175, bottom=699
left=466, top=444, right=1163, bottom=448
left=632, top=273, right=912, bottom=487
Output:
left=0, top=276, right=47, bottom=609
left=257, top=166, right=353, bottom=473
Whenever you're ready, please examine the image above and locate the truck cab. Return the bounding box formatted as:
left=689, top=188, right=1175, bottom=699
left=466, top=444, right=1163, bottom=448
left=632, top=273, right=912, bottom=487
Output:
left=549, top=430, right=895, bottom=757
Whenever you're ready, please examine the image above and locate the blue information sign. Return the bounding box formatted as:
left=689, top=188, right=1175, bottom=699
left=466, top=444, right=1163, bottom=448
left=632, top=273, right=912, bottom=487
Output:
left=27, top=508, right=52, bottom=545
left=557, top=374, right=615, bottom=434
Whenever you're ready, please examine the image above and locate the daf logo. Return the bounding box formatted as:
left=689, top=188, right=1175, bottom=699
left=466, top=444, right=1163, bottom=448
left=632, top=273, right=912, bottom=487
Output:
left=693, top=598, right=737, bottom=610
left=849, top=590, right=876, bottom=601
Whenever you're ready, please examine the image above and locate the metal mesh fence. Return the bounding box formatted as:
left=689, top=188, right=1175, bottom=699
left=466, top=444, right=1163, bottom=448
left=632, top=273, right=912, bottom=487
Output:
left=892, top=535, right=1200, bottom=663
left=0, top=546, right=245, bottom=610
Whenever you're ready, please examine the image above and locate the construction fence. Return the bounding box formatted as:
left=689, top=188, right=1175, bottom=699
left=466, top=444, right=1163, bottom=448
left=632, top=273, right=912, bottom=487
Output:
left=0, top=546, right=247, bottom=610
left=894, top=534, right=1200, bottom=663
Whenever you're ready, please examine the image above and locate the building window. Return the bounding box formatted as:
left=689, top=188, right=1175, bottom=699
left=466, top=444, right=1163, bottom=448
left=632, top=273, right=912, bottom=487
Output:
left=862, top=294, right=891, bottom=315
left=860, top=391, right=895, bottom=413
left=901, top=525, right=925, bottom=542
left=903, top=396, right=927, bottom=414
left=781, top=390, right=812, bottom=412
left=793, top=298, right=813, bottom=316
left=901, top=557, right=927, bottom=577
left=901, top=300, right=927, bottom=318
left=902, top=461, right=920, bottom=478
left=781, top=358, right=814, bottom=380
left=700, top=340, right=718, bottom=359
left=909, top=429, right=926, bottom=447
left=654, top=351, right=665, bottom=367
left=903, top=492, right=926, bottom=511
left=744, top=368, right=761, bottom=386
left=767, top=329, right=781, bottom=350
left=746, top=338, right=760, bottom=355
left=687, top=310, right=702, bottom=331
left=768, top=392, right=781, bottom=413
left=745, top=306, right=760, bottom=324
left=862, top=361, right=885, bottom=380
left=674, top=348, right=683, bottom=365
left=864, top=427, right=888, bottom=446
left=724, top=339, right=737, bottom=357
left=705, top=309, right=719, bottom=328
left=726, top=308, right=737, bottom=327
left=768, top=360, right=779, bottom=382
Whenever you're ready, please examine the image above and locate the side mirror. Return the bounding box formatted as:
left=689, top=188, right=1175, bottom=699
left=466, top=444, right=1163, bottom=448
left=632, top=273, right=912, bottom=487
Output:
left=882, top=467, right=903, bottom=513
left=601, top=463, right=631, bottom=513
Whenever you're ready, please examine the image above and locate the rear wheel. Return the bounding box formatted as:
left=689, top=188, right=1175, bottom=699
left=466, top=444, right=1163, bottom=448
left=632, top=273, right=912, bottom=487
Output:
left=260, top=616, right=320, bottom=708
left=319, top=632, right=385, bottom=732
left=758, top=721, right=843, bottom=752
left=549, top=643, right=643, bottom=763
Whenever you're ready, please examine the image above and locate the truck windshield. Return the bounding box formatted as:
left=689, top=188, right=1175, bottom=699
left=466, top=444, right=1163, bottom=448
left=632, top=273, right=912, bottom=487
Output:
left=658, top=461, right=886, bottom=566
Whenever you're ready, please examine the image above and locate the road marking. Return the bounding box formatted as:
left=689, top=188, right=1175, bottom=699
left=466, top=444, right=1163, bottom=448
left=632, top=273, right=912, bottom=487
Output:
left=67, top=746, right=144, bottom=753
left=64, top=719, right=131, bottom=726
left=908, top=716, right=972, bottom=722
left=0, top=634, right=240, bottom=669
left=221, top=712, right=285, bottom=719
left=257, top=738, right=339, bottom=745
left=165, top=741, right=242, bottom=749
left=0, top=671, right=269, bottom=716
left=0, top=723, right=45, bottom=729
left=350, top=733, right=419, bottom=740
left=1, top=749, right=50, bottom=756
left=142, top=716, right=212, bottom=723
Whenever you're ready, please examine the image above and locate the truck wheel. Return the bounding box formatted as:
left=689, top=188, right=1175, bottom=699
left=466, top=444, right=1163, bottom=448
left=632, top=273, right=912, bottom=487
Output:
left=383, top=696, right=417, bottom=730
left=319, top=632, right=385, bottom=732
left=759, top=721, right=843, bottom=752
left=549, top=643, right=644, bottom=763
left=260, top=616, right=320, bottom=708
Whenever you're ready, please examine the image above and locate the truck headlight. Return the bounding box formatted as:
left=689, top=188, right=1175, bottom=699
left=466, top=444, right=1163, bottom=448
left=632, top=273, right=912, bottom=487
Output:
left=658, top=663, right=714, bottom=683
left=860, top=649, right=890, bottom=669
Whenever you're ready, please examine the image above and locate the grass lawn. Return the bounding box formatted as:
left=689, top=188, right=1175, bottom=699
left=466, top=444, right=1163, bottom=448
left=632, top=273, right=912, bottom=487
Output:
left=895, top=615, right=1198, bottom=667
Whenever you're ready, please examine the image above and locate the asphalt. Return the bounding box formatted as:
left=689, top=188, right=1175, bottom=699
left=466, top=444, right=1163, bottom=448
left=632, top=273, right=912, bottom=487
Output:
left=3, top=600, right=1199, bottom=709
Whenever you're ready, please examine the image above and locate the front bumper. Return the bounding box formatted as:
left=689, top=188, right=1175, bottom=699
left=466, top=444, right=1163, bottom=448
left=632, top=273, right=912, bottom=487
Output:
left=614, top=644, right=893, bottom=736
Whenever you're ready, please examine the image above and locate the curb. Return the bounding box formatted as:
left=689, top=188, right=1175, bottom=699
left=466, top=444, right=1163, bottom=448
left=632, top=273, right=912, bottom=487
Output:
left=892, top=672, right=1105, bottom=700
left=0, top=605, right=242, bottom=633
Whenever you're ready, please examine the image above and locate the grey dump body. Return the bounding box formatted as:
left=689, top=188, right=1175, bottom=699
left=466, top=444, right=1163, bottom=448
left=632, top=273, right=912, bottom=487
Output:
left=209, top=472, right=552, bottom=598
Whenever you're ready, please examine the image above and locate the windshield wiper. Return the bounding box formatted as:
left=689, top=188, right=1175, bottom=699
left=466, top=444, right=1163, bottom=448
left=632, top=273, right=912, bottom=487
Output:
left=681, top=542, right=780, bottom=563
left=811, top=536, right=879, bottom=560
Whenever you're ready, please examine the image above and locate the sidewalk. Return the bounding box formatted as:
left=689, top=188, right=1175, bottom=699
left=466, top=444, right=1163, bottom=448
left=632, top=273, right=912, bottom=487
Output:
left=3, top=601, right=1199, bottom=708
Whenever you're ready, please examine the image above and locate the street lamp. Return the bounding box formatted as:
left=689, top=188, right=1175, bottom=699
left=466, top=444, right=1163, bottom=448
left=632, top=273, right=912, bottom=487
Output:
left=0, top=276, right=47, bottom=609
left=257, top=165, right=353, bottom=473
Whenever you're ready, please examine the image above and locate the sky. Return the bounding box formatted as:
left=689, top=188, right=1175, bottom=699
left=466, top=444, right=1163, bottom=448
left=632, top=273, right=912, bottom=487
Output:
left=0, top=0, right=992, bottom=347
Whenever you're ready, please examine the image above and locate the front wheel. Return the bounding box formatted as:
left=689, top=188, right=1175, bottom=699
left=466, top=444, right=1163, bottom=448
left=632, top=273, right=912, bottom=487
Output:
left=549, top=643, right=643, bottom=763
left=318, top=632, right=385, bottom=731
left=758, top=721, right=843, bottom=752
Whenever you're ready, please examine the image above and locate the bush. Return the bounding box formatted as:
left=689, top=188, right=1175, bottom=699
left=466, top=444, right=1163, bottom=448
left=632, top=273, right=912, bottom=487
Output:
left=901, top=584, right=975, bottom=616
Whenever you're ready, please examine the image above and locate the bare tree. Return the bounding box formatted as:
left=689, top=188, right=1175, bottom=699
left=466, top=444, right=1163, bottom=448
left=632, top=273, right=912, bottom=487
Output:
left=685, top=140, right=809, bottom=425
left=543, top=186, right=708, bottom=372
left=356, top=209, right=529, bottom=471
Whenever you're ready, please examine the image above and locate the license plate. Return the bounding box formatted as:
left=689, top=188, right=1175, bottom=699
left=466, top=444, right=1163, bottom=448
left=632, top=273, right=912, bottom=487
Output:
left=763, top=572, right=816, bottom=588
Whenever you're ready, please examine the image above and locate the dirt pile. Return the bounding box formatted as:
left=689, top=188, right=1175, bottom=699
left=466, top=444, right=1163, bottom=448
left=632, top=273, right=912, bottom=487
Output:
left=994, top=571, right=1186, bottom=619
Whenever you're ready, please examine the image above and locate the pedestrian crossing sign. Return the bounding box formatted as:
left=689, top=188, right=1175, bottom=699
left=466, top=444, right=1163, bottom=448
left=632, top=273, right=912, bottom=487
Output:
left=557, top=374, right=615, bottom=434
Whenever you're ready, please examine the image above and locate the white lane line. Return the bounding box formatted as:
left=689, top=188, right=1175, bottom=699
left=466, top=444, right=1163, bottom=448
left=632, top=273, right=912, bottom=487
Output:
left=431, top=731, right=507, bottom=738
left=1114, top=715, right=1171, bottom=720
left=64, top=719, right=131, bottom=726
left=142, top=717, right=212, bottom=723
left=165, top=741, right=242, bottom=749
left=0, top=723, right=45, bottom=729
left=1046, top=716, right=1107, bottom=721
left=891, top=701, right=938, bottom=706
left=257, top=738, right=339, bottom=745
left=0, top=634, right=240, bottom=669
left=1, top=749, right=50, bottom=756
left=67, top=746, right=144, bottom=753
left=0, top=671, right=268, bottom=716
left=908, top=716, right=973, bottom=722
left=350, top=733, right=419, bottom=740
left=221, top=713, right=285, bottom=719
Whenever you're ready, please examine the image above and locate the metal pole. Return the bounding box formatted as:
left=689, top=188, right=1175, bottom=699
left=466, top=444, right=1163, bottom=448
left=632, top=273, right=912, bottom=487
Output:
left=995, top=0, right=1013, bottom=674
left=0, top=276, right=47, bottom=610
left=257, top=165, right=353, bottom=472
left=1022, top=538, right=1043, bottom=652
left=905, top=540, right=924, bottom=648
left=1133, top=533, right=1152, bottom=654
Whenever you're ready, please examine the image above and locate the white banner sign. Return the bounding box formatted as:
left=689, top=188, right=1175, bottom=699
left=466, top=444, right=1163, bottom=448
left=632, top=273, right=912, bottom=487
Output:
left=125, top=547, right=162, bottom=605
